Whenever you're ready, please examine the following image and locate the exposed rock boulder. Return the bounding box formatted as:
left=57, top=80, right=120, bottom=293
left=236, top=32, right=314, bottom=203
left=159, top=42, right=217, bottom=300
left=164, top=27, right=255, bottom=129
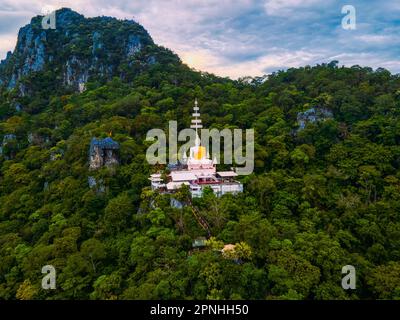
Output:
left=297, top=107, right=333, bottom=131
left=89, top=137, right=120, bottom=170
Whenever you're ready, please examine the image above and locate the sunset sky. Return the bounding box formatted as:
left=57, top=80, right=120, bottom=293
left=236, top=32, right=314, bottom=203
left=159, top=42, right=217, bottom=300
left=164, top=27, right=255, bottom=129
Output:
left=0, top=0, right=399, bottom=79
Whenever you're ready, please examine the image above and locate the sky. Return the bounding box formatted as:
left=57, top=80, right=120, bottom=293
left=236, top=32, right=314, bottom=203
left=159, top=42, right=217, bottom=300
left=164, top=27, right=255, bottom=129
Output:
left=0, top=0, right=399, bottom=79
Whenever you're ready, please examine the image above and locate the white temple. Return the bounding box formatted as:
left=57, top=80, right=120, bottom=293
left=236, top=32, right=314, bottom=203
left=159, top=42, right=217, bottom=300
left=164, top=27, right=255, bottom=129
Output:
left=149, top=99, right=243, bottom=198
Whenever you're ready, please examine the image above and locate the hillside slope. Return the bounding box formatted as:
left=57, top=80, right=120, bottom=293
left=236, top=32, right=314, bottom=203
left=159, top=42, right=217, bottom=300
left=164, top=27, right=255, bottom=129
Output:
left=0, top=9, right=399, bottom=300
left=0, top=8, right=179, bottom=95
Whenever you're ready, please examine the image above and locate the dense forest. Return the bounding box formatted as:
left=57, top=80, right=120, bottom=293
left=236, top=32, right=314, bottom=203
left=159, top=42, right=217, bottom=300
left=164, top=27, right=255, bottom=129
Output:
left=0, top=9, right=400, bottom=300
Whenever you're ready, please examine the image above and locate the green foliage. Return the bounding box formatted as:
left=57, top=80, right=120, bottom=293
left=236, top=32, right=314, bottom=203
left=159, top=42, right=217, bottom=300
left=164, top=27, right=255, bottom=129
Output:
left=1, top=54, right=400, bottom=300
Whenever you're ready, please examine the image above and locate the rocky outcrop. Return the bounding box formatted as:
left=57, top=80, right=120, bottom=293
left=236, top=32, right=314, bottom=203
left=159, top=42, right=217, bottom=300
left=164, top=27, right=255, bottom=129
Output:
left=27, top=132, right=50, bottom=146
left=15, top=103, right=22, bottom=112
left=64, top=55, right=89, bottom=87
left=1, top=24, right=47, bottom=90
left=297, top=107, right=333, bottom=131
left=126, top=34, right=142, bottom=57
left=89, top=137, right=120, bottom=170
left=0, top=134, right=17, bottom=158
left=88, top=176, right=106, bottom=193
left=0, top=8, right=178, bottom=94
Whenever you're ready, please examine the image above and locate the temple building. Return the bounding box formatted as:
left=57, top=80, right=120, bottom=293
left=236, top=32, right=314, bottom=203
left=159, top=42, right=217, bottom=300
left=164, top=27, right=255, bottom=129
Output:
left=149, top=100, right=243, bottom=198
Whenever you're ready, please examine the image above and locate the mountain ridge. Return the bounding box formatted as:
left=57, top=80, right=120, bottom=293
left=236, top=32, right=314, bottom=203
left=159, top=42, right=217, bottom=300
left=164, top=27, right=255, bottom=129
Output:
left=0, top=8, right=180, bottom=94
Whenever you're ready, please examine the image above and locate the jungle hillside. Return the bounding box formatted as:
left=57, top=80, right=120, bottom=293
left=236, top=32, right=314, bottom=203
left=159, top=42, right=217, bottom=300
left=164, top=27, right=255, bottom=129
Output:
left=0, top=8, right=400, bottom=300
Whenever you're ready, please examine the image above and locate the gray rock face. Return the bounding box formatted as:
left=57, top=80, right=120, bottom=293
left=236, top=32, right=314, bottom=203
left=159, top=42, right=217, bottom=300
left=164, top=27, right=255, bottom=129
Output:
left=0, top=8, right=177, bottom=94
left=18, top=83, right=27, bottom=97
left=89, top=137, right=120, bottom=170
left=92, top=31, right=103, bottom=55
left=126, top=34, right=142, bottom=56
left=7, top=74, right=17, bottom=90
left=147, top=56, right=157, bottom=65
left=3, top=134, right=17, bottom=143
left=0, top=134, right=17, bottom=157
left=88, top=176, right=106, bottom=193
left=170, top=198, right=184, bottom=209
left=27, top=132, right=48, bottom=146
left=27, top=133, right=34, bottom=144
left=5, top=26, right=47, bottom=89
left=297, top=107, right=333, bottom=131
left=64, top=56, right=88, bottom=87
left=29, top=32, right=46, bottom=73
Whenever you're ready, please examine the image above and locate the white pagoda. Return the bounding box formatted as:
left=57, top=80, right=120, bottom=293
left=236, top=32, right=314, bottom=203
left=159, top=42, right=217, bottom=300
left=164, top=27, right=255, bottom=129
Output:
left=149, top=99, right=243, bottom=198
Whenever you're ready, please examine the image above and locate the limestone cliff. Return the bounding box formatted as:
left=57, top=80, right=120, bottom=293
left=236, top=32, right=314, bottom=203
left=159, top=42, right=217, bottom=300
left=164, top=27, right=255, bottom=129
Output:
left=0, top=8, right=180, bottom=94
left=89, top=137, right=120, bottom=170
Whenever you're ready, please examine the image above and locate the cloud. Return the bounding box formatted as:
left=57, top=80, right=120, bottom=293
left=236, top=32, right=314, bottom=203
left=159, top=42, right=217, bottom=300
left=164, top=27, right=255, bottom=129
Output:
left=0, top=34, right=17, bottom=60
left=0, top=0, right=399, bottom=78
left=355, top=34, right=396, bottom=44
left=263, top=0, right=324, bottom=16
left=180, top=46, right=326, bottom=78
left=327, top=52, right=400, bottom=72
left=0, top=10, right=32, bottom=35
